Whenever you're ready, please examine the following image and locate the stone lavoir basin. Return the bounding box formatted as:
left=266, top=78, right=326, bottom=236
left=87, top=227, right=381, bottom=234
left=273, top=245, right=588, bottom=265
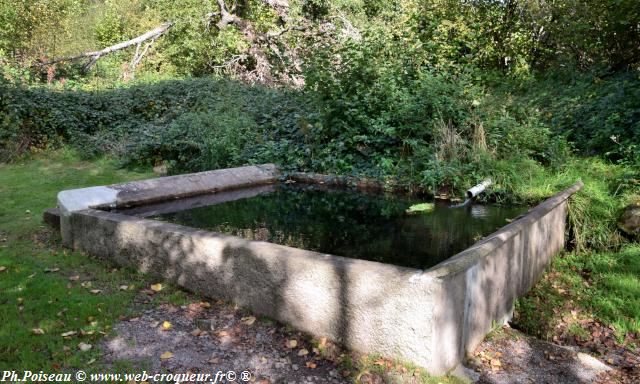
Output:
left=56, top=164, right=582, bottom=374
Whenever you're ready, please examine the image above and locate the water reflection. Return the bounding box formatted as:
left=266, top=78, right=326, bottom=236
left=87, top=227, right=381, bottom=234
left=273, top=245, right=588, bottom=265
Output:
left=151, top=184, right=527, bottom=270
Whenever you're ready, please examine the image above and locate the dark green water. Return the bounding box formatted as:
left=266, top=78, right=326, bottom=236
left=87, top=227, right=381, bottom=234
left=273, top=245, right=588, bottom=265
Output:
left=152, top=184, right=527, bottom=270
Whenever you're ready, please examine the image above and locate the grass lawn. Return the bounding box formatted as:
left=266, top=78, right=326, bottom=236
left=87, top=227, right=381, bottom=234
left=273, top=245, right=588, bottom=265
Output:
left=0, top=149, right=172, bottom=371
left=515, top=245, right=640, bottom=346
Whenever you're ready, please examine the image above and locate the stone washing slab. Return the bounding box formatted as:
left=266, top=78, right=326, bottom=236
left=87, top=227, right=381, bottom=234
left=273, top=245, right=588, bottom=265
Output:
left=56, top=165, right=582, bottom=374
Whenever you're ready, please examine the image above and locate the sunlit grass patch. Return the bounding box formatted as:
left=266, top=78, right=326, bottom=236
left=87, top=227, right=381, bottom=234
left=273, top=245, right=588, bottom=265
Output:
left=0, top=149, right=163, bottom=371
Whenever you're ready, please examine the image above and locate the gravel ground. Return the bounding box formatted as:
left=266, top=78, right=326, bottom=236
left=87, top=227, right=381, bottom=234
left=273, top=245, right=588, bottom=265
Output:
left=101, top=299, right=350, bottom=384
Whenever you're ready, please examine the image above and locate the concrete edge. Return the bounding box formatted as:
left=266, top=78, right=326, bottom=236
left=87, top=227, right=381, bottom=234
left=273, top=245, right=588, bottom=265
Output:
left=287, top=172, right=390, bottom=191
left=423, top=181, right=584, bottom=278
left=68, top=206, right=441, bottom=369
left=56, top=164, right=279, bottom=246
left=57, top=163, right=279, bottom=214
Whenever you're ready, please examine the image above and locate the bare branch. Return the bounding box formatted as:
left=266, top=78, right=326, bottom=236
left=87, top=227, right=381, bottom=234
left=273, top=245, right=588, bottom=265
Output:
left=213, top=54, right=248, bottom=69
left=37, top=22, right=173, bottom=70
left=215, top=0, right=241, bottom=29
left=261, top=0, right=289, bottom=19
left=264, top=25, right=306, bottom=40
left=124, top=36, right=158, bottom=79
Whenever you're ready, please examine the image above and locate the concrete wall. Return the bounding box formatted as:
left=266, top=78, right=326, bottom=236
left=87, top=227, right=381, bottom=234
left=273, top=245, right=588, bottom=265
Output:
left=58, top=165, right=582, bottom=374
left=425, top=182, right=582, bottom=371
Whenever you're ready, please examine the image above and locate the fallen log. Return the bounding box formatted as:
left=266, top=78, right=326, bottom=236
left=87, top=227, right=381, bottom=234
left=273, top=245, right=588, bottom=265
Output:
left=37, top=22, right=173, bottom=72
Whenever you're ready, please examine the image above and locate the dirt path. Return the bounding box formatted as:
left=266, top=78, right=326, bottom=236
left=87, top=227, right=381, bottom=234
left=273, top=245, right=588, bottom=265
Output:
left=468, top=326, right=638, bottom=384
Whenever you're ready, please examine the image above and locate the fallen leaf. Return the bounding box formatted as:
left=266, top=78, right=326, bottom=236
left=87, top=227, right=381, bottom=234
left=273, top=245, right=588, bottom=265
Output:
left=44, top=268, right=60, bottom=273
left=208, top=357, right=220, bottom=364
left=150, top=283, right=163, bottom=292
left=373, top=359, right=386, bottom=366
left=305, top=361, right=317, bottom=369
left=190, top=329, right=205, bottom=337
left=161, top=321, right=172, bottom=331
left=160, top=351, right=173, bottom=360
left=78, top=342, right=92, bottom=352
left=216, top=330, right=230, bottom=337
left=298, top=348, right=309, bottom=356
left=61, top=331, right=77, bottom=338
left=32, top=328, right=45, bottom=335
left=241, top=316, right=256, bottom=326
left=200, top=301, right=211, bottom=308
left=0, top=266, right=6, bottom=272
left=119, top=285, right=129, bottom=290
left=318, top=337, right=327, bottom=348
left=69, top=275, right=80, bottom=281
left=89, top=289, right=102, bottom=294
left=490, top=359, right=501, bottom=367
left=287, top=339, right=298, bottom=348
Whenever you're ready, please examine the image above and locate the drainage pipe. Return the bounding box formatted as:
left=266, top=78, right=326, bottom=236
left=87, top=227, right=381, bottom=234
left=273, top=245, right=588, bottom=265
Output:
left=466, top=178, right=492, bottom=199
left=450, top=178, right=492, bottom=208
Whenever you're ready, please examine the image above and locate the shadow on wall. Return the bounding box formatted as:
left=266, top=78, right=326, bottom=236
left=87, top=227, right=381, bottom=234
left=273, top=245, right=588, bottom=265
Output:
left=110, top=215, right=360, bottom=350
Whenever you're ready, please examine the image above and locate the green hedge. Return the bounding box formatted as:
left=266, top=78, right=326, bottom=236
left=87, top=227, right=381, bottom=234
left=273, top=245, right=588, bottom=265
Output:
left=0, top=77, right=308, bottom=170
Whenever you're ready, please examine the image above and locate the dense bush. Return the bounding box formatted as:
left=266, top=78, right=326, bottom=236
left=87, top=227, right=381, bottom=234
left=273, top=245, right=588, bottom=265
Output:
left=0, top=76, right=309, bottom=170
left=302, top=27, right=573, bottom=192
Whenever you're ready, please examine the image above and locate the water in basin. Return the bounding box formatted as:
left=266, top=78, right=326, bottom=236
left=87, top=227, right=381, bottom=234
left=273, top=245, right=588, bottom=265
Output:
left=148, top=184, right=527, bottom=269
